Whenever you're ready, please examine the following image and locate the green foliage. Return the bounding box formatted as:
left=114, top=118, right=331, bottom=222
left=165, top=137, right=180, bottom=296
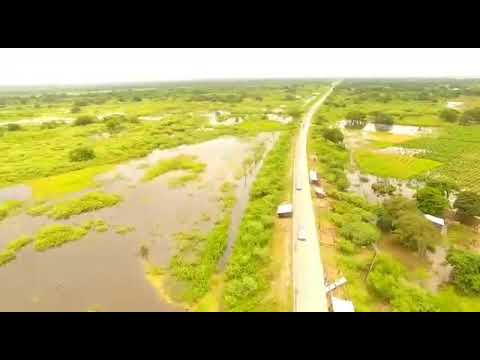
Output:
left=372, top=111, right=394, bottom=125
left=6, top=235, right=34, bottom=252
left=224, top=131, right=292, bottom=311
left=48, top=191, right=122, bottom=219
left=322, top=127, right=344, bottom=144
left=447, top=248, right=480, bottom=295
left=169, top=182, right=236, bottom=303
left=7, top=123, right=22, bottom=131
left=0, top=249, right=16, bottom=266
left=338, top=238, right=358, bottom=254
left=82, top=219, right=109, bottom=233
left=0, top=200, right=23, bottom=221
left=392, top=211, right=440, bottom=256
left=73, top=115, right=95, bottom=126
left=115, top=225, right=135, bottom=235
left=27, top=202, right=52, bottom=216
left=415, top=186, right=448, bottom=216
left=35, top=224, right=89, bottom=251
left=340, top=220, right=380, bottom=246
left=69, top=147, right=96, bottom=162
left=439, top=108, right=459, bottom=123
left=143, top=154, right=206, bottom=183
left=454, top=191, right=480, bottom=217
left=371, top=181, right=396, bottom=195
left=368, top=255, right=439, bottom=312
left=105, top=118, right=122, bottom=133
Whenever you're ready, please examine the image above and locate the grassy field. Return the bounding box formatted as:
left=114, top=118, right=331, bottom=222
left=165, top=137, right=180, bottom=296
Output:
left=354, top=151, right=442, bottom=179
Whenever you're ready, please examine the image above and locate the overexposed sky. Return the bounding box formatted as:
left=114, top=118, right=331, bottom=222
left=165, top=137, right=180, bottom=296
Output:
left=1, top=48, right=480, bottom=86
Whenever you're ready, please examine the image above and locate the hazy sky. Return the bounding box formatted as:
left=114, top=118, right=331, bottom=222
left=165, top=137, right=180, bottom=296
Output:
left=1, top=48, right=480, bottom=86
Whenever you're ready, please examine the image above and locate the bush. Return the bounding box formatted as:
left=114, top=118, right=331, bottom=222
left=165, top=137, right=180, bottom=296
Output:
left=35, top=224, right=89, bottom=251
left=7, top=123, right=21, bottom=131
left=48, top=191, right=122, bottom=220
left=447, top=248, right=480, bottom=295
left=393, top=211, right=440, bottom=255
left=73, top=115, right=95, bottom=126
left=338, top=238, right=358, bottom=254
left=439, top=108, right=459, bottom=123
left=415, top=186, right=448, bottom=217
left=105, top=118, right=122, bottom=133
left=0, top=200, right=23, bottom=221
left=69, top=147, right=96, bottom=162
left=340, top=220, right=380, bottom=246
left=70, top=106, right=81, bottom=114
left=322, top=127, right=344, bottom=144
left=454, top=191, right=480, bottom=217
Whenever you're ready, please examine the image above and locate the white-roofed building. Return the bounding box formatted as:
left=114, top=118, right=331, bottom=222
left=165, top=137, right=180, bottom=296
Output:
left=424, top=214, right=447, bottom=235
left=277, top=203, right=293, bottom=218
left=313, top=186, right=326, bottom=198
left=331, top=297, right=355, bottom=312
left=309, top=170, right=319, bottom=184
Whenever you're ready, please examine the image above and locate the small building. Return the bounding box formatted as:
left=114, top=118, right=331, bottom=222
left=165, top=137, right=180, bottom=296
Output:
left=313, top=186, right=326, bottom=199
left=277, top=203, right=293, bottom=218
left=309, top=170, right=319, bottom=185
left=331, top=297, right=355, bottom=312
left=424, top=214, right=447, bottom=235
left=325, top=277, right=347, bottom=293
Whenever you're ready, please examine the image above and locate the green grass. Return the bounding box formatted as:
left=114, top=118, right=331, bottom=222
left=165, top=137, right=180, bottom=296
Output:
left=5, top=235, right=34, bottom=252
left=0, top=200, right=23, bottom=221
left=115, top=225, right=135, bottom=235
left=27, top=164, right=114, bottom=201
left=168, top=182, right=237, bottom=304
left=403, top=125, right=480, bottom=192
left=223, top=130, right=292, bottom=311
left=82, top=219, right=109, bottom=233
left=0, top=235, right=34, bottom=267
left=354, top=151, right=442, bottom=179
left=34, top=224, right=89, bottom=251
left=47, top=191, right=122, bottom=219
left=143, top=154, right=206, bottom=184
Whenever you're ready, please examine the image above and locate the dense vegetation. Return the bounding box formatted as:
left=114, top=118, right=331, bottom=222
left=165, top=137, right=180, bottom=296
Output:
left=223, top=131, right=293, bottom=311
left=34, top=224, right=89, bottom=251
left=143, top=154, right=206, bottom=186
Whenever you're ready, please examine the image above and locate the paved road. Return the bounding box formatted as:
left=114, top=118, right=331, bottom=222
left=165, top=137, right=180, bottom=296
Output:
left=292, top=82, right=338, bottom=312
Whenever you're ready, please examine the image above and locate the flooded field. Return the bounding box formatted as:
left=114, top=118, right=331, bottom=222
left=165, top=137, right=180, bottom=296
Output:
left=0, top=134, right=275, bottom=311
left=338, top=120, right=434, bottom=136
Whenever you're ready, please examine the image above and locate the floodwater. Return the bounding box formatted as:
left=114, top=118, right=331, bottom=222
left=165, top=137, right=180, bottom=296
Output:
left=340, top=121, right=434, bottom=203
left=338, top=120, right=434, bottom=136
left=0, top=134, right=272, bottom=311
left=346, top=170, right=421, bottom=204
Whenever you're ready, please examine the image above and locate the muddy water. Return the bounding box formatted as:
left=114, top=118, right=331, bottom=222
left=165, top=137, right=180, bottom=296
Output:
left=0, top=134, right=271, bottom=311
left=219, top=133, right=279, bottom=269
left=0, top=185, right=32, bottom=202
left=340, top=121, right=433, bottom=203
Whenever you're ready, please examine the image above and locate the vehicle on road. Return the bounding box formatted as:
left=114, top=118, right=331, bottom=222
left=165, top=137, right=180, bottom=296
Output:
left=297, top=225, right=307, bottom=241
left=296, top=178, right=302, bottom=191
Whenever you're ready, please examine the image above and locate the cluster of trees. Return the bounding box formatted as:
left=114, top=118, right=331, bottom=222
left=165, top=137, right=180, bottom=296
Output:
left=321, top=127, right=344, bottom=144
left=378, top=196, right=440, bottom=256
left=439, top=107, right=480, bottom=125
left=69, top=147, right=96, bottom=162
left=73, top=115, right=95, bottom=126
left=447, top=248, right=480, bottom=295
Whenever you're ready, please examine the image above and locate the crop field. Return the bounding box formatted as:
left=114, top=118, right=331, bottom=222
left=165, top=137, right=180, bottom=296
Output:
left=403, top=125, right=480, bottom=192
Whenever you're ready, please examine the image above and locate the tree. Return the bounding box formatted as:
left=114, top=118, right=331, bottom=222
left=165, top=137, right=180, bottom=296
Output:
left=73, top=115, right=95, bottom=126
left=439, top=108, right=459, bottom=123
left=454, top=191, right=480, bottom=218
left=460, top=108, right=480, bottom=125
left=322, top=127, right=344, bottom=144
left=105, top=118, right=121, bottom=133
left=340, top=220, right=380, bottom=246
left=447, top=248, right=480, bottom=295
left=372, top=111, right=394, bottom=125
left=426, top=178, right=458, bottom=198
left=393, top=211, right=440, bottom=256
left=6, top=123, right=21, bottom=131
left=69, top=147, right=96, bottom=162
left=70, top=106, right=81, bottom=114
left=415, top=186, right=448, bottom=217
left=345, top=111, right=367, bottom=129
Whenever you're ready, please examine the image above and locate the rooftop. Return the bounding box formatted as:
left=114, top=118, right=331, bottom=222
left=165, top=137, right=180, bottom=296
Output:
left=424, top=214, right=445, bottom=226
left=331, top=297, right=355, bottom=312
left=277, top=203, right=293, bottom=215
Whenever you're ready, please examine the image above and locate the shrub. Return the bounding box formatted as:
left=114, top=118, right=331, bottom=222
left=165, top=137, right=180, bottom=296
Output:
left=415, top=186, right=448, bottom=217
left=48, top=192, right=122, bottom=219
left=340, top=220, right=380, bottom=246
left=392, top=211, right=440, bottom=255
left=338, top=238, right=358, bottom=254
left=439, top=108, right=459, bottom=123
left=0, top=200, right=23, bottom=221
left=69, top=147, right=96, bottom=162
left=35, top=224, right=89, bottom=251
left=7, top=123, right=21, bottom=131
left=73, top=115, right=95, bottom=126
left=454, top=191, right=480, bottom=217
left=0, top=250, right=16, bottom=266
left=322, top=127, right=344, bottom=144
left=447, top=248, right=480, bottom=295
